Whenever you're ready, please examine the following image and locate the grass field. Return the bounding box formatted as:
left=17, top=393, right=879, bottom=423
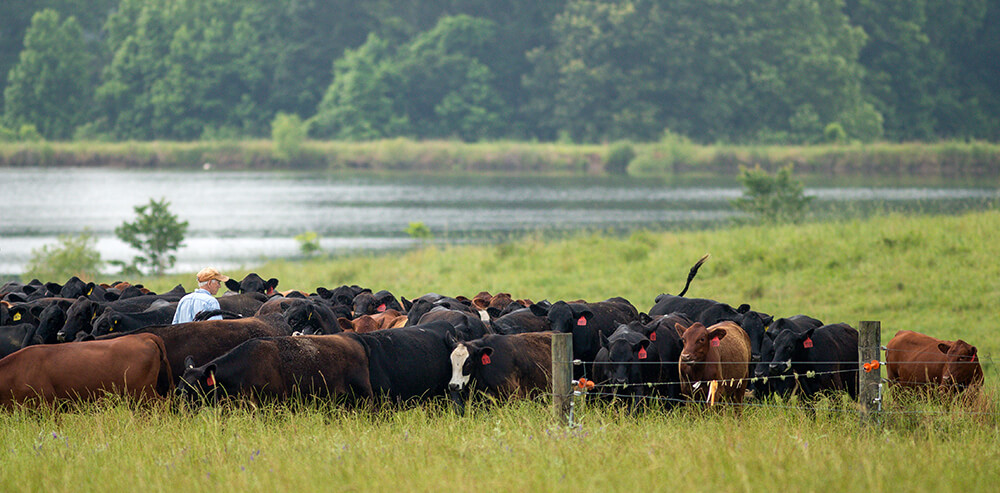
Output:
left=3, top=210, right=1000, bottom=491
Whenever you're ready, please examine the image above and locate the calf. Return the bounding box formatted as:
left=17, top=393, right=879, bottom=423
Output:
left=447, top=332, right=551, bottom=414
left=752, top=315, right=823, bottom=398
left=676, top=321, right=751, bottom=406
left=595, top=322, right=658, bottom=409
left=767, top=323, right=858, bottom=399
left=886, top=330, right=983, bottom=392
left=0, top=333, right=172, bottom=407
left=178, top=334, right=372, bottom=405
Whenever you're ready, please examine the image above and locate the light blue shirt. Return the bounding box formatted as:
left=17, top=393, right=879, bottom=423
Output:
left=171, top=288, right=222, bottom=324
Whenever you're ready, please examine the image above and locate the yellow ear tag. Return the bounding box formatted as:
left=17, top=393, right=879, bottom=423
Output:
left=87, top=287, right=93, bottom=296
left=92, top=312, right=97, bottom=321
left=307, top=311, right=312, bottom=321
left=13, top=313, right=21, bottom=321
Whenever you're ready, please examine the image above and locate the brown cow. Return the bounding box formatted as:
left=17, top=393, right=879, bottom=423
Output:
left=337, top=309, right=408, bottom=333
left=886, top=330, right=984, bottom=392
left=676, top=321, right=751, bottom=406
left=0, top=333, right=172, bottom=407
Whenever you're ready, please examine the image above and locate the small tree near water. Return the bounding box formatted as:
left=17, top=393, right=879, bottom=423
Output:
left=25, top=229, right=103, bottom=281
left=114, top=198, right=188, bottom=275
left=731, top=164, right=812, bottom=223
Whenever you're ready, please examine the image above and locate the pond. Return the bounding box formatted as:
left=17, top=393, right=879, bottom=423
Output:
left=1, top=167, right=996, bottom=276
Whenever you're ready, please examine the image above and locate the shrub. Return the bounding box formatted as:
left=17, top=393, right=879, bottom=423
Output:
left=24, top=229, right=103, bottom=280
left=114, top=198, right=189, bottom=275
left=18, top=124, right=43, bottom=142
left=272, top=112, right=307, bottom=161
left=731, top=164, right=813, bottom=223
left=824, top=122, right=847, bottom=144
left=295, top=231, right=322, bottom=257
left=406, top=222, right=433, bottom=240
left=605, top=141, right=636, bottom=175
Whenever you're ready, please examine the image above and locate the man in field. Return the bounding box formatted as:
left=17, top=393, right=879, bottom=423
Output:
left=172, top=267, right=229, bottom=324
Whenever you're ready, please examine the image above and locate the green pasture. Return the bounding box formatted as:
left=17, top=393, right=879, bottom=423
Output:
left=3, top=210, right=1000, bottom=491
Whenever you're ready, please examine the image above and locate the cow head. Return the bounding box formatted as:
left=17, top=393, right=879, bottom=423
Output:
left=60, top=296, right=101, bottom=342
left=768, top=327, right=814, bottom=376
left=225, top=273, right=279, bottom=295
left=543, top=301, right=596, bottom=360
left=600, top=323, right=653, bottom=391
left=284, top=301, right=339, bottom=335
left=736, top=304, right=773, bottom=363
left=939, top=340, right=982, bottom=388
left=35, top=303, right=69, bottom=344
left=676, top=322, right=727, bottom=367
left=53, top=276, right=99, bottom=299
left=178, top=355, right=221, bottom=404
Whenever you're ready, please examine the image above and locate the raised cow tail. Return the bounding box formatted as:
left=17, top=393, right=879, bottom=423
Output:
left=677, top=253, right=710, bottom=297
left=152, top=335, right=173, bottom=397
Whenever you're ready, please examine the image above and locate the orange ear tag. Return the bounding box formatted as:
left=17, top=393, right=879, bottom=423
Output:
left=803, top=338, right=813, bottom=348
left=649, top=332, right=656, bottom=341
left=481, top=354, right=491, bottom=365
left=710, top=337, right=720, bottom=347
left=576, top=316, right=587, bottom=326
left=638, top=348, right=647, bottom=360
left=377, top=304, right=386, bottom=312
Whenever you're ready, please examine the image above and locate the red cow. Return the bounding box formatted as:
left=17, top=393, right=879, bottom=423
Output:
left=886, top=330, right=983, bottom=392
left=675, top=321, right=751, bottom=406
left=0, top=333, right=172, bottom=407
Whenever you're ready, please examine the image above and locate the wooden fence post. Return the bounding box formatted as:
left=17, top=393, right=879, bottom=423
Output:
left=858, top=320, right=882, bottom=425
left=551, top=332, right=573, bottom=425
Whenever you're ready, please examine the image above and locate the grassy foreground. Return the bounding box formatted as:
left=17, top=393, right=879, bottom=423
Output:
left=4, top=210, right=1000, bottom=491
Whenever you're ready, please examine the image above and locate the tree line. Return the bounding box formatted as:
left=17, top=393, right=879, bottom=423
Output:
left=1, top=0, right=997, bottom=145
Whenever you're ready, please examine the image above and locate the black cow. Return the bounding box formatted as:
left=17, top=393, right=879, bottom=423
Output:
left=344, top=321, right=456, bottom=402
left=216, top=292, right=268, bottom=317
left=417, top=306, right=491, bottom=340
left=178, top=334, right=372, bottom=405
left=404, top=295, right=479, bottom=327
left=637, top=312, right=692, bottom=405
left=22, top=302, right=72, bottom=346
left=283, top=300, right=342, bottom=335
left=0, top=323, right=35, bottom=358
left=224, top=273, right=279, bottom=295
left=45, top=276, right=106, bottom=301
left=767, top=323, right=858, bottom=399
left=58, top=296, right=105, bottom=343
left=594, top=322, right=658, bottom=410
left=446, top=332, right=552, bottom=414
left=352, top=289, right=404, bottom=317
left=90, top=301, right=178, bottom=338
left=489, top=305, right=551, bottom=335
left=529, top=297, right=639, bottom=379
left=317, top=285, right=369, bottom=307
left=752, top=315, right=824, bottom=398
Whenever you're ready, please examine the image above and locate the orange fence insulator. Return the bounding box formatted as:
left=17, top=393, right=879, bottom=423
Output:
left=863, top=360, right=881, bottom=372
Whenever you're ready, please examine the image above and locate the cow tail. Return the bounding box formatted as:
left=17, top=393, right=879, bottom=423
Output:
left=152, top=335, right=173, bottom=397
left=677, top=253, right=710, bottom=297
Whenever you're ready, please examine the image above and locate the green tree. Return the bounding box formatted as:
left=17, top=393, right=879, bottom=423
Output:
left=24, top=230, right=103, bottom=281
left=272, top=112, right=307, bottom=161
left=731, top=165, right=813, bottom=223
left=3, top=9, right=92, bottom=139
left=114, top=198, right=189, bottom=275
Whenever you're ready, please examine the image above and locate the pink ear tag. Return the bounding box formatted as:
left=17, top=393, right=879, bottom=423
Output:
left=710, top=337, right=720, bottom=347
left=206, top=373, right=216, bottom=386
left=649, top=332, right=656, bottom=342
left=481, top=354, right=491, bottom=365
left=576, top=316, right=587, bottom=326
left=377, top=303, right=386, bottom=312
left=803, top=338, right=813, bottom=348
left=638, top=348, right=647, bottom=360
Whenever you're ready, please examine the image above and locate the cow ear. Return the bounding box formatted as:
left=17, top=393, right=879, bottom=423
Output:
left=472, top=298, right=490, bottom=310
left=937, top=343, right=951, bottom=354
left=267, top=278, right=279, bottom=289
left=104, top=291, right=119, bottom=301
left=639, top=312, right=652, bottom=324
left=184, top=355, right=196, bottom=369
left=337, top=317, right=354, bottom=332
left=446, top=331, right=459, bottom=349
left=225, top=279, right=240, bottom=292
left=802, top=328, right=816, bottom=340
left=634, top=339, right=651, bottom=352
left=29, top=305, right=45, bottom=317
left=581, top=310, right=594, bottom=323
left=45, top=282, right=63, bottom=294
left=401, top=297, right=412, bottom=311
left=762, top=315, right=774, bottom=327
left=737, top=304, right=751, bottom=314
left=674, top=322, right=688, bottom=338
left=707, top=328, right=727, bottom=341
left=486, top=307, right=502, bottom=319
left=480, top=347, right=494, bottom=359
left=529, top=303, right=549, bottom=317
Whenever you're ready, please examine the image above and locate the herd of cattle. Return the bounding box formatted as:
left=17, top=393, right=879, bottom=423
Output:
left=0, top=257, right=985, bottom=411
